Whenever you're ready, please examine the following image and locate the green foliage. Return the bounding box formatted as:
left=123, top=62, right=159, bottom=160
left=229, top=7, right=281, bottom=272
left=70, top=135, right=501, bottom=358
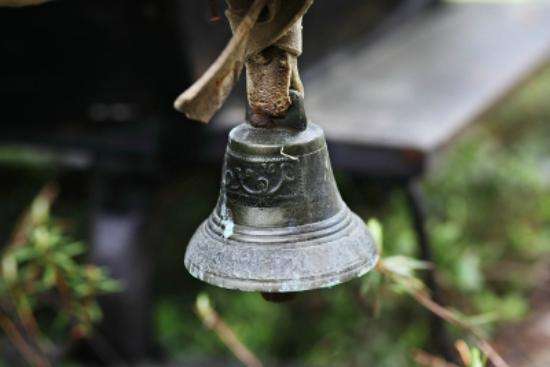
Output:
left=154, top=68, right=550, bottom=365
left=0, top=186, right=120, bottom=363
left=460, top=343, right=487, bottom=367
left=469, top=348, right=485, bottom=367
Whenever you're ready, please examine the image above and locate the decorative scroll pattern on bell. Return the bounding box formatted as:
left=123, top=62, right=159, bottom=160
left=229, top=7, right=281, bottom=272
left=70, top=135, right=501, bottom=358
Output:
left=184, top=122, right=378, bottom=293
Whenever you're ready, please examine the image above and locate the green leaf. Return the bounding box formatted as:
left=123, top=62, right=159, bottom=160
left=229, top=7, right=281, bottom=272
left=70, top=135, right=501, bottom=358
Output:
left=367, top=218, right=384, bottom=253
left=463, top=312, right=498, bottom=326
left=86, top=302, right=104, bottom=323
left=455, top=250, right=484, bottom=292
left=2, top=254, right=18, bottom=284
left=74, top=283, right=93, bottom=297
left=30, top=193, right=51, bottom=224
left=12, top=246, right=38, bottom=262
left=62, top=242, right=86, bottom=257
left=52, top=253, right=77, bottom=273
left=97, top=279, right=122, bottom=293
left=42, top=265, right=57, bottom=289
left=382, top=256, right=431, bottom=279
left=469, top=347, right=486, bottom=367
left=33, top=227, right=53, bottom=252
left=360, top=271, right=382, bottom=296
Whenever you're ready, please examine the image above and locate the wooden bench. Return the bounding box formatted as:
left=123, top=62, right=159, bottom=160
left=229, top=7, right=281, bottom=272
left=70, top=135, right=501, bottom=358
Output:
left=213, top=2, right=550, bottom=178
left=209, top=2, right=550, bottom=356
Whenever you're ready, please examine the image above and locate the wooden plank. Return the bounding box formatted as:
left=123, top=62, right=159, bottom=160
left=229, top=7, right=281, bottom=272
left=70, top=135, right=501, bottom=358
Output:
left=216, top=2, right=550, bottom=155
left=303, top=2, right=550, bottom=152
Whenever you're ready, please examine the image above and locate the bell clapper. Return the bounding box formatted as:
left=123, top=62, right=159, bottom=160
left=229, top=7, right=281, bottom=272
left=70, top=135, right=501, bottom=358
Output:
left=261, top=292, right=297, bottom=303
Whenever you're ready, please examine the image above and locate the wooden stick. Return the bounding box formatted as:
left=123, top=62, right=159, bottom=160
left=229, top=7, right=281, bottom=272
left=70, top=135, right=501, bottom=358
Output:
left=410, top=290, right=507, bottom=367
left=413, top=349, right=460, bottom=367
left=0, top=0, right=52, bottom=6
left=174, top=0, right=269, bottom=123
left=0, top=312, right=51, bottom=367
left=378, top=257, right=509, bottom=367
left=195, top=295, right=263, bottom=367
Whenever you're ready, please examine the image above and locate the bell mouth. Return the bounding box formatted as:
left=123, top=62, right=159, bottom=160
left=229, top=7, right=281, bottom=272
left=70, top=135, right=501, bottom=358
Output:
left=184, top=206, right=379, bottom=293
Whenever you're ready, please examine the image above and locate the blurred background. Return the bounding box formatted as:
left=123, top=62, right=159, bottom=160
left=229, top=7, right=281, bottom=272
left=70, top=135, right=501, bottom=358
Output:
left=1, top=0, right=550, bottom=366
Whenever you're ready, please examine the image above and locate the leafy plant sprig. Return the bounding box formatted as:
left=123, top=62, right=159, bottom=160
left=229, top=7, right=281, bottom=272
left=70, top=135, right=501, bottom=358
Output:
left=0, top=184, right=121, bottom=366
left=366, top=219, right=504, bottom=367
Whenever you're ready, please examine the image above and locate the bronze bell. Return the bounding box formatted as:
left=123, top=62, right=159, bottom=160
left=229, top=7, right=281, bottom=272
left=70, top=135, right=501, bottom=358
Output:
left=184, top=97, right=378, bottom=293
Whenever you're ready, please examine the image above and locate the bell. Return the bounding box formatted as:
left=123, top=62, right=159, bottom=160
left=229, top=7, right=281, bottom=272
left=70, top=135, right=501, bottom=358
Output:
left=185, top=104, right=378, bottom=293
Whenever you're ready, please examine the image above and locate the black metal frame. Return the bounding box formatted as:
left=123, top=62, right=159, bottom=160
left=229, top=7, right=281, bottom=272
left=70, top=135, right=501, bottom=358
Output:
left=404, top=179, right=454, bottom=359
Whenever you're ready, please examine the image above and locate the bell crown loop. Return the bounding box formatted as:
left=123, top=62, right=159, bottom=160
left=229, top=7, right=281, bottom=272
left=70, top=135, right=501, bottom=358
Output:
left=246, top=89, right=308, bottom=131
left=228, top=121, right=322, bottom=159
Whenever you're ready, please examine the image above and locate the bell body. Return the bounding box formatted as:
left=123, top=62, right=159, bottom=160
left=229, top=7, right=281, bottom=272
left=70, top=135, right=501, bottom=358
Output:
left=185, top=122, right=378, bottom=292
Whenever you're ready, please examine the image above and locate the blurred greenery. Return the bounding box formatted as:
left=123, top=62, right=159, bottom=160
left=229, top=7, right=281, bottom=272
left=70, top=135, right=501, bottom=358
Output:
left=152, top=67, right=550, bottom=366
left=0, top=67, right=548, bottom=366
left=0, top=185, right=120, bottom=365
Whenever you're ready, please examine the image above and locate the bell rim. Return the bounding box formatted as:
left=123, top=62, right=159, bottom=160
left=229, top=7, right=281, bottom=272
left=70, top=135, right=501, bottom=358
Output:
left=184, top=210, right=379, bottom=293
left=186, top=252, right=377, bottom=293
